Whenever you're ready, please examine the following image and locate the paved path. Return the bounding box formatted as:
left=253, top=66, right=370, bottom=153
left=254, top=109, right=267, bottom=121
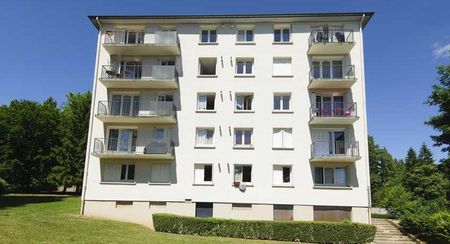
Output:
left=371, top=218, right=416, bottom=244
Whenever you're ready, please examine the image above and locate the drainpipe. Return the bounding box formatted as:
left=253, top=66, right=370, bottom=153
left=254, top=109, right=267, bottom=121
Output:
left=359, top=14, right=372, bottom=224
left=80, top=17, right=102, bottom=215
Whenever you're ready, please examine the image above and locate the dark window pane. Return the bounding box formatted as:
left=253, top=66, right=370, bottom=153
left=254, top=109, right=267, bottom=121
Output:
left=244, top=131, right=252, bottom=145
left=201, top=30, right=209, bottom=43
left=195, top=203, right=213, bottom=218
left=127, top=165, right=135, bottom=180
left=210, top=30, right=217, bottom=42
left=242, top=166, right=252, bottom=182
left=237, top=30, right=245, bottom=42
left=245, top=61, right=253, bottom=74
left=120, top=164, right=127, bottom=180
left=206, top=95, right=215, bottom=110
left=274, top=29, right=281, bottom=42
left=282, top=96, right=290, bottom=110
left=314, top=167, right=323, bottom=184
left=246, top=30, right=253, bottom=41
left=204, top=165, right=212, bottom=182
left=282, top=167, right=290, bottom=183
left=274, top=96, right=281, bottom=110
left=235, top=130, right=243, bottom=145
left=282, top=29, right=290, bottom=42
left=237, top=62, right=244, bottom=74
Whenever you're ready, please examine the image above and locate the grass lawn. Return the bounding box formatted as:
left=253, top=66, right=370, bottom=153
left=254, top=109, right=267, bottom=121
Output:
left=0, top=194, right=291, bottom=244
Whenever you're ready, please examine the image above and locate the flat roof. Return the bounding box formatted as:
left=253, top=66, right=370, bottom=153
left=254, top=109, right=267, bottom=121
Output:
left=89, top=12, right=374, bottom=30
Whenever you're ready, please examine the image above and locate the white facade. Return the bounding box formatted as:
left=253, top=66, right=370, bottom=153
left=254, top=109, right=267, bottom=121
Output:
left=82, top=13, right=373, bottom=227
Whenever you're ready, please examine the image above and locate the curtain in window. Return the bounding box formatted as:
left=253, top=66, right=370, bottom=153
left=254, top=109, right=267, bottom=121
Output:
left=206, top=130, right=213, bottom=144
left=244, top=130, right=252, bottom=145
left=196, top=129, right=207, bottom=145
left=198, top=96, right=207, bottom=110
left=234, top=166, right=242, bottom=182
left=282, top=129, right=293, bottom=148
left=273, top=58, right=291, bottom=76
left=273, top=129, right=283, bottom=148
left=236, top=96, right=244, bottom=110
left=104, top=164, right=121, bottom=182
left=273, top=166, right=283, bottom=184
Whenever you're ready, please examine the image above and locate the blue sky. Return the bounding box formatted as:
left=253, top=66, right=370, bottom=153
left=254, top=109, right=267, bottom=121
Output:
left=0, top=0, right=449, bottom=160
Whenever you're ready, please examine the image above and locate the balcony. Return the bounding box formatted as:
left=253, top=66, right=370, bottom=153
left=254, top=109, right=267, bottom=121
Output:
left=96, top=100, right=176, bottom=124
left=310, top=141, right=360, bottom=162
left=99, top=65, right=177, bottom=89
left=308, top=29, right=355, bottom=55
left=102, top=31, right=180, bottom=55
left=309, top=102, right=358, bottom=125
left=308, top=65, right=356, bottom=89
left=92, top=138, right=174, bottom=160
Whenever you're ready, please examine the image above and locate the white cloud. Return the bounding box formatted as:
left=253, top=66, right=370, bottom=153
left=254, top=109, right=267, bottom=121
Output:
left=432, top=43, right=450, bottom=59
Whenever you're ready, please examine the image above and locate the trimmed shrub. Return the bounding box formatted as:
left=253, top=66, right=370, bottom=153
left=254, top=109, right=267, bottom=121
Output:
left=152, top=214, right=376, bottom=243
left=402, top=211, right=450, bottom=244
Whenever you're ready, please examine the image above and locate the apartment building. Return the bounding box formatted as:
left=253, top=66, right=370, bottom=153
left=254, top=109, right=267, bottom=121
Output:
left=81, top=12, right=373, bottom=227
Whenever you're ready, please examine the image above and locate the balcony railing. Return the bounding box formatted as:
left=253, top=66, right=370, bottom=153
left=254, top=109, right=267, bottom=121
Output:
left=97, top=100, right=174, bottom=117
left=93, top=138, right=173, bottom=155
left=310, top=102, right=357, bottom=118
left=310, top=65, right=355, bottom=81
left=100, top=65, right=176, bottom=80
left=104, top=30, right=178, bottom=45
left=308, top=29, right=354, bottom=45
left=311, top=141, right=359, bottom=158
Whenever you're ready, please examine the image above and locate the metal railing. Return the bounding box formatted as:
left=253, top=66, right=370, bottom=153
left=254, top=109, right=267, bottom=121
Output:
left=311, top=141, right=359, bottom=158
left=104, top=30, right=178, bottom=45
left=310, top=102, right=357, bottom=118
left=310, top=65, right=355, bottom=80
left=100, top=65, right=176, bottom=80
left=308, top=29, right=354, bottom=45
left=97, top=100, right=174, bottom=117
left=93, top=138, right=173, bottom=155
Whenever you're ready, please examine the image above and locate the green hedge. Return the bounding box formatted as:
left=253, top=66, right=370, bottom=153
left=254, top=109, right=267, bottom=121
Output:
left=401, top=211, right=450, bottom=244
left=152, top=213, right=376, bottom=243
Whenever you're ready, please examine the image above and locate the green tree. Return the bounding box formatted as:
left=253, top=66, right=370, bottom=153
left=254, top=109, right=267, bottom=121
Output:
left=404, top=147, right=419, bottom=169
left=0, top=98, right=61, bottom=192
left=418, top=143, right=435, bottom=165
left=426, top=64, right=450, bottom=152
left=405, top=163, right=448, bottom=202
left=48, top=92, right=91, bottom=193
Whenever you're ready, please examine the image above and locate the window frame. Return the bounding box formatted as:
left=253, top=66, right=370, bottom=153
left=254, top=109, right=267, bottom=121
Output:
left=119, top=164, right=135, bottom=182
left=314, top=167, right=348, bottom=187
left=197, top=93, right=216, bottom=112
left=272, top=57, right=292, bottom=77
left=193, top=163, right=214, bottom=185
left=236, top=29, right=254, bottom=43
left=233, top=128, right=253, bottom=148
left=273, top=164, right=293, bottom=187
left=198, top=57, right=217, bottom=76
left=233, top=164, right=253, bottom=185
left=272, top=128, right=293, bottom=149
left=273, top=93, right=292, bottom=112
left=195, top=127, right=215, bottom=147
left=273, top=25, right=291, bottom=43
left=235, top=58, right=254, bottom=76
left=149, top=163, right=171, bottom=184
left=234, top=93, right=254, bottom=112
left=199, top=29, right=218, bottom=44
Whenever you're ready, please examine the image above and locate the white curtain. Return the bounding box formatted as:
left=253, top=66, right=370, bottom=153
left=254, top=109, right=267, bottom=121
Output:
left=273, top=58, right=292, bottom=76
left=236, top=96, right=244, bottom=110
left=234, top=165, right=242, bottom=182
left=335, top=168, right=347, bottom=186
left=272, top=129, right=282, bottom=148
left=282, top=129, right=293, bottom=148
left=196, top=129, right=212, bottom=145
left=194, top=164, right=204, bottom=184
left=103, top=164, right=121, bottom=182
left=273, top=166, right=283, bottom=184
left=197, top=95, right=207, bottom=110
left=151, top=163, right=170, bottom=183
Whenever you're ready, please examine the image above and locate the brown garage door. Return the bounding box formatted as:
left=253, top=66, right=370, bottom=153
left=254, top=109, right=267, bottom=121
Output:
left=313, top=206, right=351, bottom=221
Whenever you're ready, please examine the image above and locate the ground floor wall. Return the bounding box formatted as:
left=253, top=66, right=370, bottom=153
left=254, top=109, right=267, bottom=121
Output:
left=83, top=200, right=370, bottom=228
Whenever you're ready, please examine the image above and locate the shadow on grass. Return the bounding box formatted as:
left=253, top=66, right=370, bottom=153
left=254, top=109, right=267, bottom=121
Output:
left=0, top=194, right=68, bottom=209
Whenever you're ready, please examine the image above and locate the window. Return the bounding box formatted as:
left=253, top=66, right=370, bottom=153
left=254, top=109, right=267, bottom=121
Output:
left=200, top=29, right=217, bottom=43
left=160, top=59, right=175, bottom=66
left=314, top=167, right=347, bottom=186
left=235, top=94, right=253, bottom=111
left=110, top=95, right=140, bottom=116
left=196, top=202, right=213, bottom=218
left=195, top=128, right=214, bottom=146
left=314, top=206, right=351, bottom=222
left=150, top=163, right=170, bottom=184
left=273, top=165, right=291, bottom=185
left=237, top=29, right=254, bottom=42
left=194, top=164, right=213, bottom=184
left=199, top=58, right=217, bottom=76
left=273, top=58, right=292, bottom=76
left=273, top=94, right=291, bottom=111
left=234, top=165, right=252, bottom=183
left=274, top=25, right=290, bottom=43
left=125, top=30, right=144, bottom=44
left=272, top=128, right=293, bottom=149
left=234, top=129, right=253, bottom=147
left=236, top=59, right=254, bottom=75
left=312, top=60, right=343, bottom=79
left=274, top=205, right=293, bottom=221
left=103, top=163, right=135, bottom=182
left=197, top=94, right=215, bottom=111
left=107, top=129, right=138, bottom=153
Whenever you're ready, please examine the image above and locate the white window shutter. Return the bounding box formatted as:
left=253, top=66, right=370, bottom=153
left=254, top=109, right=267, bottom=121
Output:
left=194, top=165, right=204, bottom=184
left=283, top=129, right=293, bottom=148
left=273, top=58, right=291, bottom=76
left=273, top=166, right=283, bottom=184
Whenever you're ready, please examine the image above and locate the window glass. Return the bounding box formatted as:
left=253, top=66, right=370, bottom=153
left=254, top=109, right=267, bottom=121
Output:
left=274, top=29, right=281, bottom=42
left=314, top=167, right=324, bottom=184
left=204, top=165, right=213, bottom=182
left=324, top=168, right=334, bottom=184
left=282, top=29, right=290, bottom=42
left=210, top=30, right=217, bottom=42
left=201, top=30, right=209, bottom=43
left=242, top=166, right=252, bottom=182
left=282, top=167, right=290, bottom=183
left=199, top=58, right=217, bottom=75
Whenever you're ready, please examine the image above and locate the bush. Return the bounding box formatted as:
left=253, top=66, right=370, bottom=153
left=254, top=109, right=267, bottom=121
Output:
left=0, top=178, right=10, bottom=195
left=402, top=211, right=450, bottom=244
left=152, top=214, right=376, bottom=243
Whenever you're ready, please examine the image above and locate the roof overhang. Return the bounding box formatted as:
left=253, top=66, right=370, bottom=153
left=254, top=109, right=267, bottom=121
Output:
left=89, top=12, right=374, bottom=30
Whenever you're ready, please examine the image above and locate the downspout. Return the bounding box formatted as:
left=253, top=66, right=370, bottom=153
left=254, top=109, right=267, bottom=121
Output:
left=359, top=14, right=372, bottom=223
left=80, top=17, right=102, bottom=215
